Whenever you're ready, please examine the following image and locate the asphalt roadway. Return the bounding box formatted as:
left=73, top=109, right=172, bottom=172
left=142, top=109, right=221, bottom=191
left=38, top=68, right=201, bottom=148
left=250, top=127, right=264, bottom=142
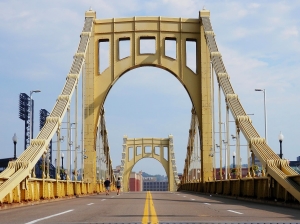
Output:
left=0, top=191, right=300, bottom=224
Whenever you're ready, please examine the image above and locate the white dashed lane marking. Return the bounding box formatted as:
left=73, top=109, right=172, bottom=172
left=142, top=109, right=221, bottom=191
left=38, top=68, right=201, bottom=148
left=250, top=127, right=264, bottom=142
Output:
left=101, top=199, right=106, bottom=201
left=87, top=203, right=94, bottom=205
left=227, top=210, right=243, bottom=215
left=204, top=203, right=211, bottom=205
left=25, top=210, right=74, bottom=224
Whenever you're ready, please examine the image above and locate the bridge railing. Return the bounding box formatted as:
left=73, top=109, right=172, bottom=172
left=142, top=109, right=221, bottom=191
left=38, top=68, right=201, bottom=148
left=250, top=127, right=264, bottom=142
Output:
left=1, top=178, right=113, bottom=204
left=179, top=177, right=299, bottom=204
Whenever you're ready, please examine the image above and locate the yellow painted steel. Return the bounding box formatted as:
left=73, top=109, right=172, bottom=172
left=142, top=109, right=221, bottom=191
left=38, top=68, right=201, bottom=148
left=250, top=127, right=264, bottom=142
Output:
left=84, top=11, right=213, bottom=183
left=182, top=10, right=300, bottom=201
left=121, top=136, right=177, bottom=192
left=0, top=178, right=106, bottom=204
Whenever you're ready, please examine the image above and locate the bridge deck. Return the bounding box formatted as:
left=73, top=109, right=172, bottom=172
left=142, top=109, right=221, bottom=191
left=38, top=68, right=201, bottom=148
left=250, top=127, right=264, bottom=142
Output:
left=1, top=191, right=299, bottom=223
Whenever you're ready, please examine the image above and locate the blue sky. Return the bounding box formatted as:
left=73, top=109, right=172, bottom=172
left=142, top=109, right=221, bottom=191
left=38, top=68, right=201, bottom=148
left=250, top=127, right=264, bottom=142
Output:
left=0, top=1, right=300, bottom=176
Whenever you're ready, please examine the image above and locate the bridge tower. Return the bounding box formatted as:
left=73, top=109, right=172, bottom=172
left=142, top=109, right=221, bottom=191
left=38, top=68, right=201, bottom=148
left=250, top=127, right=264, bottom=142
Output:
left=83, top=10, right=214, bottom=183
left=118, top=135, right=180, bottom=192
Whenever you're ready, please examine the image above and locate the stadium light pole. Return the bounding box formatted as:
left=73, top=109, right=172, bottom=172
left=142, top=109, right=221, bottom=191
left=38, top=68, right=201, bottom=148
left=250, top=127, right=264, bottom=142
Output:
left=29, top=90, right=41, bottom=141
left=255, top=89, right=267, bottom=143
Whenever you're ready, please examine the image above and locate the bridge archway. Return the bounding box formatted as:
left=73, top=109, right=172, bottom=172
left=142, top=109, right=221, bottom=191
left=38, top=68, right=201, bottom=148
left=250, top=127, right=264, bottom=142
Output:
left=104, top=66, right=192, bottom=179
left=83, top=10, right=213, bottom=183
left=128, top=158, right=168, bottom=192
left=119, top=136, right=178, bottom=192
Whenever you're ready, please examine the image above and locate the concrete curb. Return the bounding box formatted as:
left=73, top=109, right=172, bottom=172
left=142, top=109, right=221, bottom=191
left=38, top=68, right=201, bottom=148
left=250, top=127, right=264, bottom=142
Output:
left=0, top=192, right=109, bottom=211
left=179, top=190, right=300, bottom=210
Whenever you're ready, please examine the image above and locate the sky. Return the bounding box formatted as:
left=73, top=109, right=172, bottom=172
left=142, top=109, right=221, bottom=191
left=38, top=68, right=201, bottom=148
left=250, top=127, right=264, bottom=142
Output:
left=0, top=0, right=300, bottom=176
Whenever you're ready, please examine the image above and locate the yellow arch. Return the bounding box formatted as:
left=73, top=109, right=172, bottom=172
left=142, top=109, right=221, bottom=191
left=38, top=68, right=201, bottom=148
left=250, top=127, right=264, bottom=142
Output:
left=83, top=11, right=213, bottom=183
left=120, top=136, right=178, bottom=192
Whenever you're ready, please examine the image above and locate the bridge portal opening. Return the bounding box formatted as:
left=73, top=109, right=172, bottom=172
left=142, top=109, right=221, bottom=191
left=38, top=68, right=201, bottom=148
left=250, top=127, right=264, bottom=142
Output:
left=130, top=158, right=168, bottom=192
left=103, top=66, right=193, bottom=184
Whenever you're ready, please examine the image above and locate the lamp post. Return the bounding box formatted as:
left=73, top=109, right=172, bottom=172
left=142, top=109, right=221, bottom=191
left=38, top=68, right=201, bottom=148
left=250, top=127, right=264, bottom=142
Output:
left=70, top=122, right=75, bottom=180
left=29, top=90, right=41, bottom=140
left=46, top=152, right=50, bottom=178
left=278, top=131, right=284, bottom=159
left=55, top=158, right=57, bottom=176
left=12, top=133, right=17, bottom=159
left=209, top=148, right=215, bottom=180
left=233, top=151, right=236, bottom=168
left=61, top=152, right=64, bottom=180
left=255, top=89, right=267, bottom=143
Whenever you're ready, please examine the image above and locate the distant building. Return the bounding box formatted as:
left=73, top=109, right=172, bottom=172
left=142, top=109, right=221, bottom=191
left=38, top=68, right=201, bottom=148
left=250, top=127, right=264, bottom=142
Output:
left=113, top=165, right=121, bottom=178
left=143, top=176, right=168, bottom=191
left=177, top=173, right=182, bottom=181
left=129, top=171, right=143, bottom=191
left=289, top=156, right=300, bottom=174
left=0, top=158, right=14, bottom=173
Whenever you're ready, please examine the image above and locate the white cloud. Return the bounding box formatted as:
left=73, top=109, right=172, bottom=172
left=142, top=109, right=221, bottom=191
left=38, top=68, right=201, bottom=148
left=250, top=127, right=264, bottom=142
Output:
left=281, top=26, right=299, bottom=39
left=249, top=3, right=260, bottom=9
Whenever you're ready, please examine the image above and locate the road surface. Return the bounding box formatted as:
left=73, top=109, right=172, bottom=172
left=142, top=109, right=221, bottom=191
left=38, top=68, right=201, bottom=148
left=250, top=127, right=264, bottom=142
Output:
left=0, top=191, right=299, bottom=223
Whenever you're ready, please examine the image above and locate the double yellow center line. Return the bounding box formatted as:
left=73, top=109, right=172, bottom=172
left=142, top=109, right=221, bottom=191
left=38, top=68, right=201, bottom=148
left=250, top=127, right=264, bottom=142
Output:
left=142, top=191, right=158, bottom=223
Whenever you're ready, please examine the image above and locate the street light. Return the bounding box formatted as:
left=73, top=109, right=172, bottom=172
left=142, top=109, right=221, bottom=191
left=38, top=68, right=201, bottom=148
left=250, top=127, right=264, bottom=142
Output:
left=70, top=122, right=75, bottom=180
left=197, top=169, right=200, bottom=180
left=278, top=131, right=284, bottom=159
left=255, top=89, right=267, bottom=143
left=29, top=90, right=41, bottom=140
left=61, top=152, right=64, bottom=180
left=46, top=152, right=50, bottom=178
left=233, top=151, right=236, bottom=168
left=12, top=133, right=17, bottom=159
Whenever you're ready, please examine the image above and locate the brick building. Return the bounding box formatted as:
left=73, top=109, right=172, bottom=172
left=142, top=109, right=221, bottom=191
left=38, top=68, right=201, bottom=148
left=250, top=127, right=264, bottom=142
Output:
left=129, top=171, right=143, bottom=191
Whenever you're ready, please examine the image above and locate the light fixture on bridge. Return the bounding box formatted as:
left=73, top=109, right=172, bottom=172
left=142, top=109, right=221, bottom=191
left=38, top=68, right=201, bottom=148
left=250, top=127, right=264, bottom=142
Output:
left=232, top=151, right=236, bottom=168
left=29, top=89, right=41, bottom=141
left=12, top=133, right=17, bottom=159
left=278, top=131, right=284, bottom=159
left=61, top=153, right=65, bottom=180
left=255, top=88, right=267, bottom=143
left=231, top=134, right=236, bottom=141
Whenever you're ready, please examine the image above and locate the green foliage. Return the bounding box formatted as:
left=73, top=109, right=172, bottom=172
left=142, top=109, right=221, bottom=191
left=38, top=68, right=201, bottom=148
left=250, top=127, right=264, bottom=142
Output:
left=60, top=168, right=65, bottom=174
left=231, top=168, right=237, bottom=173
left=250, top=165, right=259, bottom=172
left=39, top=164, right=48, bottom=170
